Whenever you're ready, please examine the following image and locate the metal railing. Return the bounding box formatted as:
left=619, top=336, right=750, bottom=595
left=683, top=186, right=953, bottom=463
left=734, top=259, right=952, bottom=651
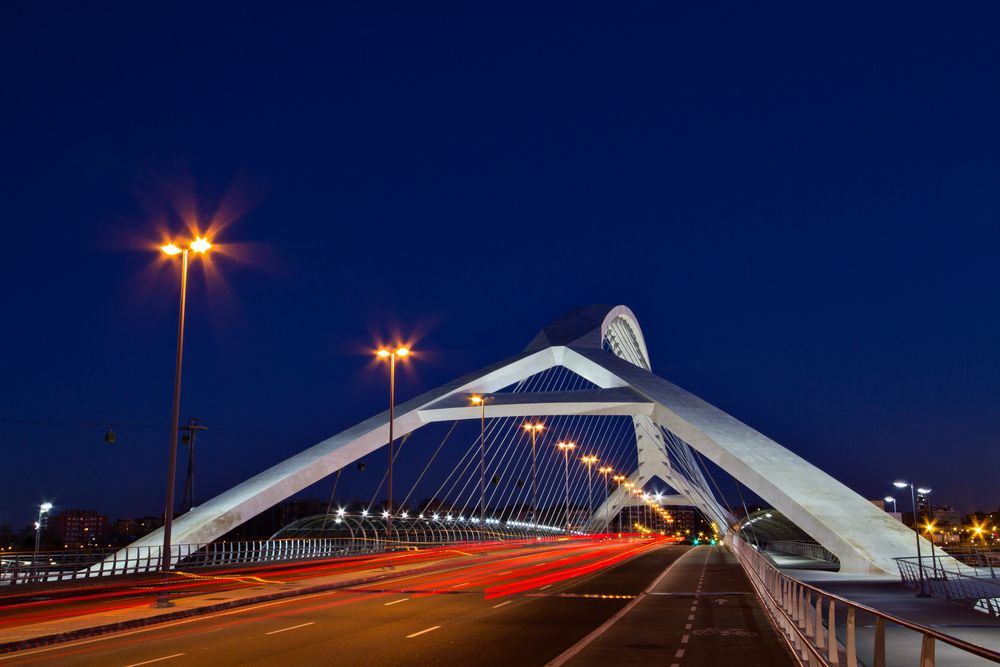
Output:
left=729, top=535, right=1000, bottom=666
left=896, top=556, right=1000, bottom=617
left=1, top=523, right=578, bottom=586
left=1, top=537, right=368, bottom=585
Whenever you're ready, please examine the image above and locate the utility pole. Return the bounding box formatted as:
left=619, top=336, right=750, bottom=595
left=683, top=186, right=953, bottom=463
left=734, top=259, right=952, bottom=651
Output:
left=181, top=418, right=208, bottom=514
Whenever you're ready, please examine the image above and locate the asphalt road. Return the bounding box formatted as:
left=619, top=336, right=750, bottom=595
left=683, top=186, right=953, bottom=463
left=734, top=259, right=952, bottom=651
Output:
left=1, top=541, right=793, bottom=666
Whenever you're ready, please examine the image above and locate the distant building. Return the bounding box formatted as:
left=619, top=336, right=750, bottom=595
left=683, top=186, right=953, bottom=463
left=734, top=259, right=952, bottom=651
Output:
left=49, top=510, right=108, bottom=548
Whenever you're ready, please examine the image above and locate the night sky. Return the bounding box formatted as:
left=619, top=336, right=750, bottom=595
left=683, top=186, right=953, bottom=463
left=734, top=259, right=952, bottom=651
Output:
left=2, top=3, right=999, bottom=528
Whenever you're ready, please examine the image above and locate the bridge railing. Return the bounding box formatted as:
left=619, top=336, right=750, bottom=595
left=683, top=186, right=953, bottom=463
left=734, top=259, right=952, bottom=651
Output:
left=729, top=535, right=1000, bottom=666
left=767, top=540, right=840, bottom=564
left=896, top=555, right=1000, bottom=617
left=1, top=530, right=578, bottom=586
left=0, top=537, right=368, bottom=585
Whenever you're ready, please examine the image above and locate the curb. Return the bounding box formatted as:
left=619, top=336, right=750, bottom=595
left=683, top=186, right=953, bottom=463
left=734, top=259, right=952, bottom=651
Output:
left=0, top=556, right=486, bottom=655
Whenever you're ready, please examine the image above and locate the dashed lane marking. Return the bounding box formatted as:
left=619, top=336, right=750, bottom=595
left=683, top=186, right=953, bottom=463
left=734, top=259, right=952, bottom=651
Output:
left=265, top=622, right=315, bottom=635
left=492, top=600, right=512, bottom=609
left=406, top=625, right=441, bottom=638
left=124, top=654, right=186, bottom=667
left=384, top=598, right=410, bottom=606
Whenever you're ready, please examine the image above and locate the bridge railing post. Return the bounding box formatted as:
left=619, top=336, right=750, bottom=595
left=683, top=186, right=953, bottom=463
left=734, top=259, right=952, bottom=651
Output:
left=846, top=607, right=857, bottom=667
left=873, top=616, right=886, bottom=667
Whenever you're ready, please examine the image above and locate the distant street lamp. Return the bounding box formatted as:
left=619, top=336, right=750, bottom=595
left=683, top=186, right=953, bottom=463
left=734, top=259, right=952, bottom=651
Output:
left=471, top=395, right=493, bottom=527
left=883, top=496, right=897, bottom=514
left=894, top=480, right=932, bottom=597
left=556, top=442, right=576, bottom=532
left=33, top=502, right=52, bottom=564
left=521, top=423, right=545, bottom=524
left=580, top=455, right=599, bottom=531
left=598, top=466, right=613, bottom=533
left=157, top=236, right=211, bottom=604
left=377, top=346, right=410, bottom=547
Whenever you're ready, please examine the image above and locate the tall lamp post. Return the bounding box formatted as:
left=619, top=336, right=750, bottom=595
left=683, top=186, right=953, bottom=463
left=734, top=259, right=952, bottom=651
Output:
left=556, top=442, right=576, bottom=532
left=894, top=480, right=932, bottom=597
left=377, top=346, right=410, bottom=548
left=522, top=423, right=545, bottom=524
left=884, top=496, right=897, bottom=514
left=471, top=395, right=493, bottom=527
left=580, top=455, right=599, bottom=532
left=34, top=502, right=52, bottom=564
left=157, top=237, right=211, bottom=605
left=598, top=466, right=613, bottom=533
left=612, top=475, right=626, bottom=534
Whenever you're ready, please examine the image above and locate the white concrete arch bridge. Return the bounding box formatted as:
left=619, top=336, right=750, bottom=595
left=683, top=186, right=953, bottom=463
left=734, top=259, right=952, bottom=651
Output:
left=125, top=304, right=946, bottom=575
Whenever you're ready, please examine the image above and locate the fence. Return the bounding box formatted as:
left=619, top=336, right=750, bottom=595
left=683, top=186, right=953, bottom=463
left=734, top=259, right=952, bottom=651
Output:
left=896, top=556, right=1000, bottom=618
left=729, top=535, right=1000, bottom=666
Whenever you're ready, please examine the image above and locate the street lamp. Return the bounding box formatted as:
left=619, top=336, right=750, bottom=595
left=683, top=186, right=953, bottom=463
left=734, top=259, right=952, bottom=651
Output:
left=34, top=502, right=52, bottom=564
left=884, top=496, right=897, bottom=514
left=377, top=346, right=410, bottom=547
left=471, top=395, right=493, bottom=527
left=894, top=480, right=932, bottom=597
left=522, top=423, right=545, bottom=524
left=580, top=455, right=599, bottom=532
left=598, top=466, right=613, bottom=533
left=612, top=475, right=626, bottom=534
left=556, top=442, right=576, bottom=532
left=157, top=236, right=211, bottom=599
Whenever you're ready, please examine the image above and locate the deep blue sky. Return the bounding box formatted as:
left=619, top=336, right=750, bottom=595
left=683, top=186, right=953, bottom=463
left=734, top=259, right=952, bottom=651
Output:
left=2, top=3, right=998, bottom=528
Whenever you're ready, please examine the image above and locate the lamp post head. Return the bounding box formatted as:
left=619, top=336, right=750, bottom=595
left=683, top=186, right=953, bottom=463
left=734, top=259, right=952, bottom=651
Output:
left=40, top=502, right=52, bottom=513
left=893, top=481, right=909, bottom=489
left=556, top=441, right=576, bottom=450
left=884, top=496, right=895, bottom=503
left=470, top=395, right=483, bottom=405
left=917, top=487, right=932, bottom=495
left=190, top=237, right=212, bottom=253
left=523, top=422, right=544, bottom=432
left=161, top=243, right=182, bottom=256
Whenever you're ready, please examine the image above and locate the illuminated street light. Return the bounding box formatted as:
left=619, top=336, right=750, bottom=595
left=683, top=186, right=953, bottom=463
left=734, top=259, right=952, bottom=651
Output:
left=883, top=496, right=897, bottom=513
left=471, top=395, right=493, bottom=527
left=557, top=442, right=576, bottom=532
left=580, top=454, right=599, bottom=531
left=522, top=423, right=545, bottom=524
left=893, top=480, right=932, bottom=597
left=376, top=345, right=411, bottom=547
left=598, top=466, right=613, bottom=533
left=157, top=235, right=213, bottom=605
left=612, top=475, right=626, bottom=534
left=33, top=502, right=52, bottom=565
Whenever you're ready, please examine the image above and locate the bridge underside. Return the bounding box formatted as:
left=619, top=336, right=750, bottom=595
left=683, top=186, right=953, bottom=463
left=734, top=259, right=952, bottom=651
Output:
left=120, top=305, right=949, bottom=575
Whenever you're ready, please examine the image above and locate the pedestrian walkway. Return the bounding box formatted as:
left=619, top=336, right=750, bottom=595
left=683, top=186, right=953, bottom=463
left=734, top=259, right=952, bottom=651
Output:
left=554, top=545, right=795, bottom=667
left=795, top=569, right=1000, bottom=666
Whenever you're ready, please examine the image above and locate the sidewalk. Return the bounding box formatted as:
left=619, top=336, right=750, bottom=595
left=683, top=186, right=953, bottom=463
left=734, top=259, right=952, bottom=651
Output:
left=0, top=550, right=471, bottom=653
left=794, top=569, right=1000, bottom=666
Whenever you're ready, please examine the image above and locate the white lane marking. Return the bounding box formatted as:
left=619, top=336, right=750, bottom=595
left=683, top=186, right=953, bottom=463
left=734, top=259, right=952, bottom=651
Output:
left=451, top=582, right=470, bottom=588
left=545, top=545, right=694, bottom=667
left=681, top=634, right=689, bottom=643
left=675, top=648, right=685, bottom=658
left=384, top=597, right=410, bottom=606
left=406, top=625, right=441, bottom=638
left=684, top=623, right=692, bottom=630
left=124, top=654, right=186, bottom=667
left=688, top=614, right=695, bottom=620
left=497, top=570, right=513, bottom=575
left=265, top=621, right=315, bottom=635
left=492, top=600, right=512, bottom=609
left=539, top=584, right=552, bottom=590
